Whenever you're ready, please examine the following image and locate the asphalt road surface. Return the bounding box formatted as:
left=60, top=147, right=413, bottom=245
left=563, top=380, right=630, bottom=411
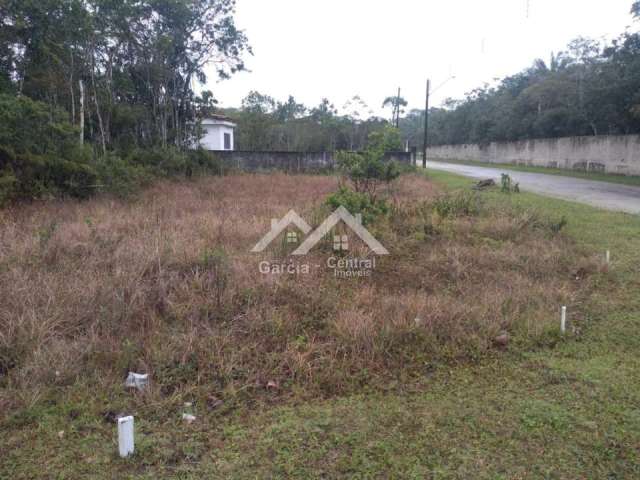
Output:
left=424, top=161, right=640, bottom=215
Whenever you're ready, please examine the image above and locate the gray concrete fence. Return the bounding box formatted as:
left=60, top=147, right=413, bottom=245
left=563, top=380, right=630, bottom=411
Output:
left=215, top=150, right=414, bottom=172
left=426, top=135, right=640, bottom=176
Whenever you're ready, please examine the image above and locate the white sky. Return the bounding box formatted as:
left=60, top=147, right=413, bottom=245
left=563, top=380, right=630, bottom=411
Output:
left=204, top=0, right=636, bottom=117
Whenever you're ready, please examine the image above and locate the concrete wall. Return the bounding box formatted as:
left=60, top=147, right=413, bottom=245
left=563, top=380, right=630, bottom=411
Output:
left=215, top=151, right=414, bottom=172
left=427, top=135, right=640, bottom=176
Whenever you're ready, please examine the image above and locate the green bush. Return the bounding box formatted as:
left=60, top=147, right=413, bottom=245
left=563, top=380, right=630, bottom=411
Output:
left=501, top=173, right=520, bottom=193
left=0, top=94, right=225, bottom=204
left=0, top=170, right=17, bottom=206
left=0, top=144, right=97, bottom=202
left=92, top=154, right=152, bottom=197
left=432, top=190, right=482, bottom=218
left=186, top=149, right=224, bottom=176
left=326, top=186, right=389, bottom=225
left=335, top=126, right=402, bottom=198
left=0, top=95, right=99, bottom=203
left=126, top=147, right=223, bottom=178
left=336, top=151, right=400, bottom=197
left=396, top=162, right=418, bottom=174
left=126, top=147, right=187, bottom=176
left=367, top=124, right=403, bottom=152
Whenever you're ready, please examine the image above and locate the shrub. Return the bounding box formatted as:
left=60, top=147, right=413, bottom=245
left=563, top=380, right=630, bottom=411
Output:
left=186, top=149, right=224, bottom=176
left=0, top=95, right=98, bottom=202
left=0, top=170, right=17, bottom=206
left=92, top=154, right=152, bottom=197
left=125, top=147, right=223, bottom=178
left=0, top=94, right=77, bottom=156
left=396, top=162, right=418, bottom=174
left=549, top=215, right=568, bottom=234
left=336, top=151, right=400, bottom=197
left=501, top=173, right=520, bottom=193
left=201, top=247, right=231, bottom=310
left=366, top=124, right=403, bottom=152
left=432, top=190, right=482, bottom=218
left=0, top=145, right=97, bottom=202
left=45, top=156, right=97, bottom=199
left=127, top=147, right=187, bottom=177
left=335, top=126, right=402, bottom=198
left=326, top=185, right=389, bottom=225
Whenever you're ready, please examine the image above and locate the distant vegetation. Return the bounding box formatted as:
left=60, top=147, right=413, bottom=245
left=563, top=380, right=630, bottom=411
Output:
left=400, top=2, right=640, bottom=146
left=225, top=93, right=398, bottom=152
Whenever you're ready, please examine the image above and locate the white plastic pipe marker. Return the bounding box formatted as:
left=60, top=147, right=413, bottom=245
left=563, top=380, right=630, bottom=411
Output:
left=118, top=416, right=135, bottom=458
left=561, top=306, right=567, bottom=334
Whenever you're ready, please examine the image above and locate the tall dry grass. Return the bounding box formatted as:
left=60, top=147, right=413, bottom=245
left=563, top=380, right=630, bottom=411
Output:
left=0, top=173, right=597, bottom=410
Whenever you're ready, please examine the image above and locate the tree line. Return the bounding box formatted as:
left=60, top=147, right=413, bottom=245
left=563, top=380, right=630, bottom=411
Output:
left=1, top=0, right=250, bottom=150
left=224, top=93, right=396, bottom=152
left=0, top=0, right=249, bottom=203
left=400, top=2, right=640, bottom=147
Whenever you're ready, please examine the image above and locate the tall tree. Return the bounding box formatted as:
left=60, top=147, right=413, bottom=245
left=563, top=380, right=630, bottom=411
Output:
left=0, top=0, right=250, bottom=151
left=382, top=94, right=407, bottom=125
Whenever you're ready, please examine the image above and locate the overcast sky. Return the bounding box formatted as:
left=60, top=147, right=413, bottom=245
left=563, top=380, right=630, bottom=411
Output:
left=204, top=0, right=636, bottom=117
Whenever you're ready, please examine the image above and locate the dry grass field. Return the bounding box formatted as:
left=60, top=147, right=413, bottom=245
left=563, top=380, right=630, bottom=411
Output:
left=0, top=172, right=598, bottom=415
left=5, top=171, right=640, bottom=479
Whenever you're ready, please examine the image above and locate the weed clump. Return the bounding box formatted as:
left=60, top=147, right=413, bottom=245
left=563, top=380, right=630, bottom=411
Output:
left=432, top=190, right=482, bottom=218
left=501, top=173, right=520, bottom=193
left=325, top=186, right=389, bottom=225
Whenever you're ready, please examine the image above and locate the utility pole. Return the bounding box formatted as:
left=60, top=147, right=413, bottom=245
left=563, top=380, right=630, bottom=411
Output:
left=395, top=87, right=401, bottom=128
left=422, top=79, right=430, bottom=168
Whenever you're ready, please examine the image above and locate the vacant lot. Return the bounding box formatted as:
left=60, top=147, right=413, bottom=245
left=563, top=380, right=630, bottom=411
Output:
left=1, top=172, right=612, bottom=478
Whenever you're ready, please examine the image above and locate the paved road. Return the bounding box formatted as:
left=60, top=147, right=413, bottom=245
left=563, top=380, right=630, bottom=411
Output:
left=424, top=161, right=640, bottom=215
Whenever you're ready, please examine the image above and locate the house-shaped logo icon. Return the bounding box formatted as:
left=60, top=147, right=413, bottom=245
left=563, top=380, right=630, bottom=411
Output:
left=292, top=206, right=388, bottom=255
left=251, top=206, right=388, bottom=255
left=251, top=210, right=312, bottom=253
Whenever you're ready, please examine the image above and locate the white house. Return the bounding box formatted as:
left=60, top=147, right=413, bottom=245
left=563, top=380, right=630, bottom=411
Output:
left=199, top=115, right=236, bottom=151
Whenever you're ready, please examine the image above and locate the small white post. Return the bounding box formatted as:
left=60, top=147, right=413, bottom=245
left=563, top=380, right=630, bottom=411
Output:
left=118, top=416, right=135, bottom=458
left=606, top=250, right=610, bottom=265
left=560, top=306, right=567, bottom=334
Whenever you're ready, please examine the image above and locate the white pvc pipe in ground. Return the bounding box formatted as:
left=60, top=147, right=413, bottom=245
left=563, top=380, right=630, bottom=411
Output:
left=561, top=306, right=567, bottom=334
left=118, top=416, right=135, bottom=458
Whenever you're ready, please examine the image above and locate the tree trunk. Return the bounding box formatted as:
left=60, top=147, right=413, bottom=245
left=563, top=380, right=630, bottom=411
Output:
left=69, top=52, right=75, bottom=124
left=69, top=83, right=75, bottom=125
left=79, top=79, right=85, bottom=146
left=90, top=49, right=107, bottom=156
